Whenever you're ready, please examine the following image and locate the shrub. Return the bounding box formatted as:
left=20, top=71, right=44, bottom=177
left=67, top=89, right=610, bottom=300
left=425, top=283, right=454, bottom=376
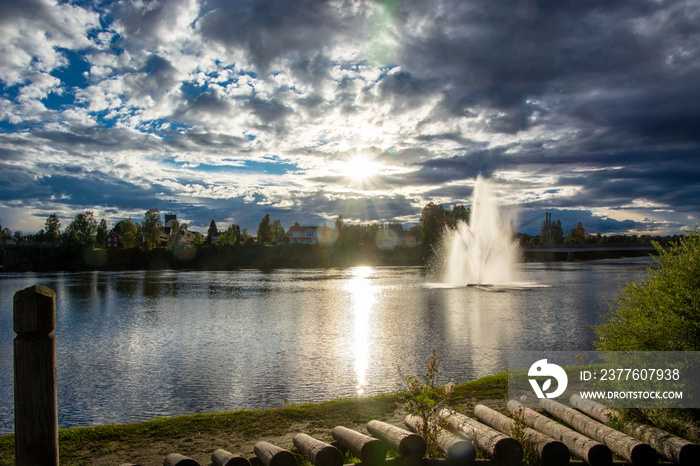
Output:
left=594, top=224, right=700, bottom=351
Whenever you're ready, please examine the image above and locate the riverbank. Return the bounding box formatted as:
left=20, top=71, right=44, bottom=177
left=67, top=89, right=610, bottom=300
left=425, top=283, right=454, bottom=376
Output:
left=0, top=373, right=507, bottom=465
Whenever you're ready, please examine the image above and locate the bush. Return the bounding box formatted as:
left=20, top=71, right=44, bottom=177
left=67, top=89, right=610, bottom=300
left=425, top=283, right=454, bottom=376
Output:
left=594, top=224, right=700, bottom=350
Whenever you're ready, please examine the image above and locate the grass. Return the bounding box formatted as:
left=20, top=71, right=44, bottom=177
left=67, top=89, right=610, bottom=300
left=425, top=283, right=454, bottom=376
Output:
left=0, top=373, right=507, bottom=465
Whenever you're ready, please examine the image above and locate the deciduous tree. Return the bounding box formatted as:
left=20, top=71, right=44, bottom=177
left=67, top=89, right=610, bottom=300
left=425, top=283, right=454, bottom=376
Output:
left=257, top=214, right=273, bottom=245
left=142, top=208, right=164, bottom=249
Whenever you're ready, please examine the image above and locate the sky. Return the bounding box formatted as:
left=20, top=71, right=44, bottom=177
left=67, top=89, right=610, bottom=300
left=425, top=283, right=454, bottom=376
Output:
left=1, top=0, right=699, bottom=236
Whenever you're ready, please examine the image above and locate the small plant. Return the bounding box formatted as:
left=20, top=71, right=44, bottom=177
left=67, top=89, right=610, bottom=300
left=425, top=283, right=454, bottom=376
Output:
left=399, top=350, right=453, bottom=458
left=509, top=407, right=538, bottom=465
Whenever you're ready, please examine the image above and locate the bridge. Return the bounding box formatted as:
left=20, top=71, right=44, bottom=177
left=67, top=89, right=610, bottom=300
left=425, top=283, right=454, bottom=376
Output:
left=521, top=244, right=656, bottom=261
left=514, top=212, right=658, bottom=260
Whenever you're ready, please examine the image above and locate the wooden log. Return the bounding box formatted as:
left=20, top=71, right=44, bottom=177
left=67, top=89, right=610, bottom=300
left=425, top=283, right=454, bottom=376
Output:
left=507, top=400, right=611, bottom=466
left=331, top=425, right=387, bottom=465
left=404, top=415, right=476, bottom=466
left=163, top=453, right=201, bottom=466
left=540, top=398, right=658, bottom=466
left=440, top=409, right=523, bottom=466
left=367, top=420, right=427, bottom=458
left=212, top=449, right=252, bottom=466
left=293, top=433, right=343, bottom=466
left=254, top=441, right=297, bottom=466
left=474, top=404, right=570, bottom=466
left=570, top=394, right=700, bottom=466
left=13, top=285, right=58, bottom=466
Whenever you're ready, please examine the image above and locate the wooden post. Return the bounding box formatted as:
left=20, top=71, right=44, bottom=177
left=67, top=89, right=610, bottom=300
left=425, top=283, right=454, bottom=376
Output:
left=13, top=285, right=58, bottom=466
left=254, top=441, right=297, bottom=466
left=570, top=395, right=700, bottom=466
left=212, top=449, right=252, bottom=466
left=404, top=415, right=476, bottom=466
left=440, top=409, right=523, bottom=466
left=540, top=398, right=658, bottom=466
left=507, top=400, right=611, bottom=466
left=163, top=453, right=201, bottom=466
left=331, top=425, right=387, bottom=465
left=367, top=420, right=427, bottom=459
left=473, top=404, right=570, bottom=466
left=293, top=433, right=343, bottom=466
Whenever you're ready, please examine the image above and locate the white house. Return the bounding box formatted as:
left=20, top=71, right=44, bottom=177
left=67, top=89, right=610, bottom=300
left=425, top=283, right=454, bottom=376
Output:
left=287, top=225, right=320, bottom=244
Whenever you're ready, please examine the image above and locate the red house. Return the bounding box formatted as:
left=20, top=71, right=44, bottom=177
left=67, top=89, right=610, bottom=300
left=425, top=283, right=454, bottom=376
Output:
left=105, top=231, right=122, bottom=248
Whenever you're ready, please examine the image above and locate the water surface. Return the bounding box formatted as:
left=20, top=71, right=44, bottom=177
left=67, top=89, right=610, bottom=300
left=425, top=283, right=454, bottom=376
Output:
left=0, top=259, right=651, bottom=434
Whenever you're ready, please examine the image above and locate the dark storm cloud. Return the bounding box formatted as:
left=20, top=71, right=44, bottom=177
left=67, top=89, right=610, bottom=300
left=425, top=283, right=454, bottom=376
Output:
left=396, top=0, right=700, bottom=139
left=197, top=0, right=355, bottom=72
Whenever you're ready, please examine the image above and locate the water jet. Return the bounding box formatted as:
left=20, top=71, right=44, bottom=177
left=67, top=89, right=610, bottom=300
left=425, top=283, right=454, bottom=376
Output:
left=443, top=176, right=519, bottom=286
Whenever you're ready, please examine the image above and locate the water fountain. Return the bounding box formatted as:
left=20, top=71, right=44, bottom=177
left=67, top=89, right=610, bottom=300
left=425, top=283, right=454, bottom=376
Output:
left=443, top=176, right=519, bottom=286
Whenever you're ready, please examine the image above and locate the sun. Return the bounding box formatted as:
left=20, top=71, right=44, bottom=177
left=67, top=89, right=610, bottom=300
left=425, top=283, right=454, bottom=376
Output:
left=343, top=154, right=381, bottom=182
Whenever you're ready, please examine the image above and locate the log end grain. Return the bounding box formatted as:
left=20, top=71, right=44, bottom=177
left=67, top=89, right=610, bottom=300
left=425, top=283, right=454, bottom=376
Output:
left=678, top=443, right=700, bottom=466
left=540, top=440, right=570, bottom=466
left=399, top=433, right=427, bottom=459
left=163, top=453, right=201, bottom=466
left=359, top=438, right=388, bottom=466
left=587, top=443, right=613, bottom=466
left=445, top=439, right=477, bottom=466
left=630, top=443, right=658, bottom=466
left=314, top=446, right=343, bottom=466
left=493, top=437, right=523, bottom=466
left=212, top=449, right=252, bottom=466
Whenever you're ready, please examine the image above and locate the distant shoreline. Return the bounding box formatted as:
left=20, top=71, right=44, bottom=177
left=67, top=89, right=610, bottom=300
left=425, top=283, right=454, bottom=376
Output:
left=0, top=241, right=660, bottom=274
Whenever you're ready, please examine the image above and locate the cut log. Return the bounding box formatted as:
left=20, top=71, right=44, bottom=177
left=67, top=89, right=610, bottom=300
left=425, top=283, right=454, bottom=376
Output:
left=331, top=426, right=387, bottom=466
left=570, top=394, right=700, bottom=466
left=405, top=415, right=476, bottom=466
left=474, top=404, right=570, bottom=466
left=540, top=398, right=658, bottom=466
left=212, top=449, right=252, bottom=466
left=507, top=399, right=611, bottom=466
left=440, top=409, right=523, bottom=466
left=254, top=441, right=297, bottom=466
left=293, top=433, right=343, bottom=466
left=367, top=420, right=427, bottom=458
left=163, top=453, right=200, bottom=466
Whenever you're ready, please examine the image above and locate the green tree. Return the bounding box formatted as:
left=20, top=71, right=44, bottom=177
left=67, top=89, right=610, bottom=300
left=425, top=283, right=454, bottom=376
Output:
left=66, top=211, right=98, bottom=245
left=0, top=223, right=10, bottom=239
left=594, top=225, right=700, bottom=351
left=566, top=222, right=586, bottom=244
left=257, top=214, right=273, bottom=245
left=115, top=218, right=139, bottom=248
left=167, top=220, right=181, bottom=247
left=219, top=224, right=241, bottom=246
left=552, top=219, right=563, bottom=244
left=450, top=204, right=470, bottom=227
left=96, top=219, right=108, bottom=245
left=420, top=202, right=449, bottom=251
left=206, top=220, right=218, bottom=244
left=142, top=208, right=164, bottom=249
left=271, top=219, right=288, bottom=244
left=193, top=232, right=204, bottom=245
left=44, top=214, right=61, bottom=241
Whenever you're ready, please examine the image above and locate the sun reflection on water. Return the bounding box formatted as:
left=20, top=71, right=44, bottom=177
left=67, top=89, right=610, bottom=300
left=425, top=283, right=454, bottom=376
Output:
left=346, top=266, right=377, bottom=396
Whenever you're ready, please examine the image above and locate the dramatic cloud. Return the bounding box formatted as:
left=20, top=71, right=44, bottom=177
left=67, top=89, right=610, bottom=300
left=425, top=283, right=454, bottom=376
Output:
left=0, top=0, right=698, bottom=235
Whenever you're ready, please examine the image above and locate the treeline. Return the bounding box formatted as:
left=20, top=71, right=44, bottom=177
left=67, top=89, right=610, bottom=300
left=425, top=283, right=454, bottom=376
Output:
left=1, top=204, right=687, bottom=272
left=518, top=218, right=685, bottom=247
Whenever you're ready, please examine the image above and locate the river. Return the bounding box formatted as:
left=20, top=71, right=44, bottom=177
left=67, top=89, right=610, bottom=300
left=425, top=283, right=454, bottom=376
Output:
left=0, top=258, right=652, bottom=434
